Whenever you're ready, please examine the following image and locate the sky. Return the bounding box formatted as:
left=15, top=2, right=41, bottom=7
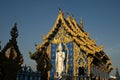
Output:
left=0, top=0, right=120, bottom=75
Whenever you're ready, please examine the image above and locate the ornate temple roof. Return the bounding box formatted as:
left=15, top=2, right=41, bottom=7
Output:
left=30, top=10, right=113, bottom=73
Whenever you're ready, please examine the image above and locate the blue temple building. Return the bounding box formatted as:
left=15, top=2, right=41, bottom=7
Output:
left=30, top=10, right=113, bottom=80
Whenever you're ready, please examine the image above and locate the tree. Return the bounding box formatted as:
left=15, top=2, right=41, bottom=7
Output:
left=0, top=23, right=23, bottom=80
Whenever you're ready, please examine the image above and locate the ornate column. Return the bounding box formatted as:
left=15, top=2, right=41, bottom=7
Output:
left=87, top=56, right=93, bottom=77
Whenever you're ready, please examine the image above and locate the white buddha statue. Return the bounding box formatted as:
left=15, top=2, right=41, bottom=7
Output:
left=56, top=43, right=65, bottom=79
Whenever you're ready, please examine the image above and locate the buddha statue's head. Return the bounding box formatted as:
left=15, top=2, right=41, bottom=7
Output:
left=58, top=43, right=63, bottom=51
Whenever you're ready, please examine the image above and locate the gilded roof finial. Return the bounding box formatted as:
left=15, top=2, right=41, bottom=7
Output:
left=35, top=43, right=37, bottom=47
left=41, top=34, right=45, bottom=40
left=58, top=8, right=63, bottom=13
left=59, top=8, right=61, bottom=11
left=66, top=12, right=71, bottom=20
left=80, top=18, right=83, bottom=28
left=71, top=14, right=74, bottom=18
left=58, top=8, right=64, bottom=16
left=71, top=14, right=76, bottom=21
left=66, top=12, right=70, bottom=17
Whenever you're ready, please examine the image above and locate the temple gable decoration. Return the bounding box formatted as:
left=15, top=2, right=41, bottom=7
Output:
left=30, top=10, right=113, bottom=80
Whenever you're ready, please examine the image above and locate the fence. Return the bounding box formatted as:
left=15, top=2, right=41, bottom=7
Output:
left=16, top=65, right=41, bottom=80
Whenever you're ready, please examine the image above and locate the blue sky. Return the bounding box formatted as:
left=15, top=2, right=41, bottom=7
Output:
left=0, top=0, right=120, bottom=75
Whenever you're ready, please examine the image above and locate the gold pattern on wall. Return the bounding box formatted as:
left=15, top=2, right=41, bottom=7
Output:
left=76, top=52, right=87, bottom=68
left=52, top=25, right=73, bottom=44
left=74, top=43, right=87, bottom=76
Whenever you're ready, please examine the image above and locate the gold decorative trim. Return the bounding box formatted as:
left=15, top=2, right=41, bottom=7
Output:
left=76, top=55, right=87, bottom=68
left=52, top=26, right=73, bottom=44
